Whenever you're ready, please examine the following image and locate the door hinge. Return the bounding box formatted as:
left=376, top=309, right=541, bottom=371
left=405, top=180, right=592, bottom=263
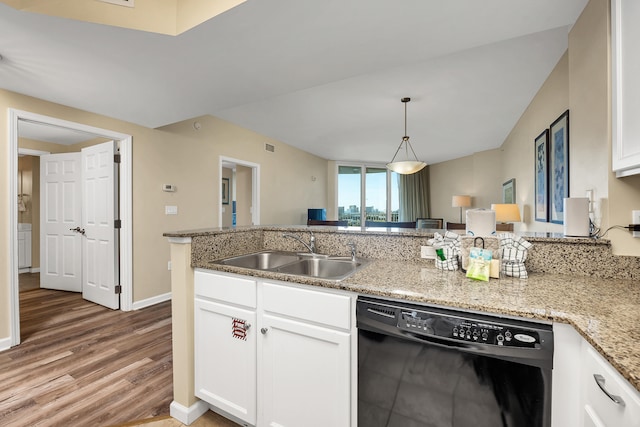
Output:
left=114, top=154, right=121, bottom=163
left=114, top=219, right=122, bottom=229
left=115, top=285, right=122, bottom=294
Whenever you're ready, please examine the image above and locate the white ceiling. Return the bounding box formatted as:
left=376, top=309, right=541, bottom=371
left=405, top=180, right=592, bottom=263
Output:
left=0, top=0, right=588, bottom=164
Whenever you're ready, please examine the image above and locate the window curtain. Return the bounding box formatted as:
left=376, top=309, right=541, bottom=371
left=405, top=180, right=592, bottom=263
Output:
left=398, top=166, right=429, bottom=221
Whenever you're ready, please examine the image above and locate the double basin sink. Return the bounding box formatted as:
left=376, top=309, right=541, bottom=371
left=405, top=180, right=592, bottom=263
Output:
left=214, top=250, right=368, bottom=281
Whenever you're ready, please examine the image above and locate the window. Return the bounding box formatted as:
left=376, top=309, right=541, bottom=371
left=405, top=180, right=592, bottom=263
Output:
left=337, top=164, right=399, bottom=225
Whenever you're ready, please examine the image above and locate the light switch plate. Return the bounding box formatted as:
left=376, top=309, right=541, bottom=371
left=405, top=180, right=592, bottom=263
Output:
left=165, top=205, right=178, bottom=215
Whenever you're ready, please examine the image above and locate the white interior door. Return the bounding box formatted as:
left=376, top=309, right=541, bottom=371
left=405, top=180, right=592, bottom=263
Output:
left=81, top=141, right=120, bottom=309
left=40, top=153, right=83, bottom=292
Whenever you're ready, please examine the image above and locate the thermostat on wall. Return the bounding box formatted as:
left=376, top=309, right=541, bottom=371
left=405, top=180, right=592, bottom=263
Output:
left=163, top=184, right=176, bottom=192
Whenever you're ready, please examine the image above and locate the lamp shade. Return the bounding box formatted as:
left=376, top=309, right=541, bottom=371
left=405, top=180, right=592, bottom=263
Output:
left=491, top=204, right=521, bottom=222
left=387, top=160, right=427, bottom=174
left=452, top=195, right=471, bottom=208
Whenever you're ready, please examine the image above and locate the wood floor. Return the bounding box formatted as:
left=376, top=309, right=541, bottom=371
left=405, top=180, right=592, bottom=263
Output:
left=0, top=283, right=173, bottom=427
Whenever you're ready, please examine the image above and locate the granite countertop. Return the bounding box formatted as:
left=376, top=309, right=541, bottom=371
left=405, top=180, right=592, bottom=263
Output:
left=196, top=256, right=640, bottom=393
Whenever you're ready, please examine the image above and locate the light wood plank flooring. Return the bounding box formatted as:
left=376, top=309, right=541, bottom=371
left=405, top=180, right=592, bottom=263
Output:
left=0, top=287, right=173, bottom=426
left=112, top=411, right=240, bottom=427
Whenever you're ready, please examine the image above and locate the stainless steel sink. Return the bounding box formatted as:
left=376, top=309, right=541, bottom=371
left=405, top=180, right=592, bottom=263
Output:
left=276, top=258, right=363, bottom=281
left=215, top=250, right=367, bottom=281
left=217, top=250, right=301, bottom=270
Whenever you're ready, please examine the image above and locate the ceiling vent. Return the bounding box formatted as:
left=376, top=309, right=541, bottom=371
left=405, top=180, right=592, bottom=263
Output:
left=96, top=0, right=134, bottom=7
left=265, top=143, right=275, bottom=153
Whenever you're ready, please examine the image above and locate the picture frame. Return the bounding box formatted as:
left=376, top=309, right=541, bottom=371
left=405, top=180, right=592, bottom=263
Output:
left=222, top=177, right=230, bottom=205
left=534, top=129, right=549, bottom=222
left=549, top=110, right=569, bottom=224
left=502, top=178, right=515, bottom=204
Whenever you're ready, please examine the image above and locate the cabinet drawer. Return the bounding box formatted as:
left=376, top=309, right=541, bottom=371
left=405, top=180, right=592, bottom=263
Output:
left=582, top=344, right=640, bottom=427
left=262, top=282, right=351, bottom=329
left=195, top=270, right=256, bottom=308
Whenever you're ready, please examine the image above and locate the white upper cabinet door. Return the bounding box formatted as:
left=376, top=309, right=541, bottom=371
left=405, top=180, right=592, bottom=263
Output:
left=81, top=141, right=119, bottom=309
left=612, top=0, right=640, bottom=177
left=40, top=152, right=82, bottom=292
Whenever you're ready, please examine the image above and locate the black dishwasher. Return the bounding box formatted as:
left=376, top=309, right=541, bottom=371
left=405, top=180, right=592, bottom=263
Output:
left=357, top=296, right=554, bottom=427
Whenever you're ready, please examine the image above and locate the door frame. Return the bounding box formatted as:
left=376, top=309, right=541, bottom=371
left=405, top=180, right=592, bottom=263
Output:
left=218, top=156, right=260, bottom=227
left=8, top=108, right=133, bottom=347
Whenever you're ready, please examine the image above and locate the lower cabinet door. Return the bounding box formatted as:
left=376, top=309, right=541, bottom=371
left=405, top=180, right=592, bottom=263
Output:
left=260, top=314, right=351, bottom=427
left=194, top=298, right=257, bottom=425
left=581, top=345, right=640, bottom=427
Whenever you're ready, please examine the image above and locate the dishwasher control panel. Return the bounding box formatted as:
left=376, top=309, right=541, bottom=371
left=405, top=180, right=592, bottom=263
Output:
left=399, top=310, right=540, bottom=348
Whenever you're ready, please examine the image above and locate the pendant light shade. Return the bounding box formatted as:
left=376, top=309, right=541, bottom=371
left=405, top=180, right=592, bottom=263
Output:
left=386, top=97, right=427, bottom=174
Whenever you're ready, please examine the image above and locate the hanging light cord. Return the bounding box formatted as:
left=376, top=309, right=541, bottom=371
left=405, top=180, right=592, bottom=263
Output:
left=389, top=98, right=420, bottom=163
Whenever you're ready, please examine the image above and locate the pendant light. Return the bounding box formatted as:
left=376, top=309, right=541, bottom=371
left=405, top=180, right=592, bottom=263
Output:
left=386, top=97, right=427, bottom=174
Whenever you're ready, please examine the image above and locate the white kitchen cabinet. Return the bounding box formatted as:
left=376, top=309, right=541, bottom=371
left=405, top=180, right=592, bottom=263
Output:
left=260, top=282, right=352, bottom=427
left=194, top=270, right=354, bottom=427
left=194, top=270, right=257, bottom=426
left=552, top=323, right=583, bottom=427
left=552, top=322, right=640, bottom=427
left=580, top=341, right=640, bottom=427
left=611, top=0, right=640, bottom=177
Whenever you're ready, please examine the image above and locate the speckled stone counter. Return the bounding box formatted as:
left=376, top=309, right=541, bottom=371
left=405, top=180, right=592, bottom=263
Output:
left=165, top=225, right=640, bottom=392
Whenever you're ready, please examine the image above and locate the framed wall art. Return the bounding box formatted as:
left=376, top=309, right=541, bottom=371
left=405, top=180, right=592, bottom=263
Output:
left=502, top=178, right=515, bottom=204
left=534, top=129, right=549, bottom=222
left=549, top=110, right=569, bottom=224
left=222, top=177, right=230, bottom=205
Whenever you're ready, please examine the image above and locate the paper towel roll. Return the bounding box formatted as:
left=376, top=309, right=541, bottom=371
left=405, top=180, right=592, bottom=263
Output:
left=466, top=209, right=496, bottom=236
left=564, top=198, right=590, bottom=237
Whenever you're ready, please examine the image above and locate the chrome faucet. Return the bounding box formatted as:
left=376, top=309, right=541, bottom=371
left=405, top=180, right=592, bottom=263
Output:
left=347, top=242, right=357, bottom=262
left=282, top=230, right=316, bottom=253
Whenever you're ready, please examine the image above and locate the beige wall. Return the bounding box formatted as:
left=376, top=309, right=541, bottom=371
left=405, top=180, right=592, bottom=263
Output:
left=158, top=115, right=328, bottom=227
left=429, top=149, right=501, bottom=223
left=569, top=0, right=610, bottom=234
left=0, top=90, right=328, bottom=340
left=500, top=51, right=570, bottom=233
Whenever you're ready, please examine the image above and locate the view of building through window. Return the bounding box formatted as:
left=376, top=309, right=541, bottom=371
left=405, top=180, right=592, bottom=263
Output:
left=337, top=165, right=399, bottom=226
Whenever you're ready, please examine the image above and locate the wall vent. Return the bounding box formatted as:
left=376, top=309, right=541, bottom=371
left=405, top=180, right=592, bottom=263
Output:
left=96, top=0, right=134, bottom=7
left=265, top=143, right=275, bottom=153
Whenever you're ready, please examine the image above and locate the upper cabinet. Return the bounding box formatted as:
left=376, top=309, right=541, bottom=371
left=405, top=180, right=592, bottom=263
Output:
left=611, top=0, right=640, bottom=177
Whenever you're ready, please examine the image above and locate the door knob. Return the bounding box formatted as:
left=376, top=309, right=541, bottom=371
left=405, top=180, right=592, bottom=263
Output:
left=69, top=227, right=86, bottom=235
left=261, top=328, right=268, bottom=334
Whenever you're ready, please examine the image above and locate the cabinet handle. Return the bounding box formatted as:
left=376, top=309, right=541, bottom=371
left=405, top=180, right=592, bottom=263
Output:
left=243, top=323, right=251, bottom=331
left=261, top=328, right=268, bottom=335
left=593, top=374, right=626, bottom=406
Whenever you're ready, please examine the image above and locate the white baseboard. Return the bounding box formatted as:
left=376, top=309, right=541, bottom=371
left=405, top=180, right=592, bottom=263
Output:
left=170, top=400, right=209, bottom=425
left=0, top=336, right=12, bottom=352
left=30, top=267, right=40, bottom=273
left=131, top=292, right=171, bottom=310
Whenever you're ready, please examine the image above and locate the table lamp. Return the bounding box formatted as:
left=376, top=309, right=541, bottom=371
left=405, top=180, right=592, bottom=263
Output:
left=491, top=203, right=521, bottom=224
left=452, top=195, right=471, bottom=222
